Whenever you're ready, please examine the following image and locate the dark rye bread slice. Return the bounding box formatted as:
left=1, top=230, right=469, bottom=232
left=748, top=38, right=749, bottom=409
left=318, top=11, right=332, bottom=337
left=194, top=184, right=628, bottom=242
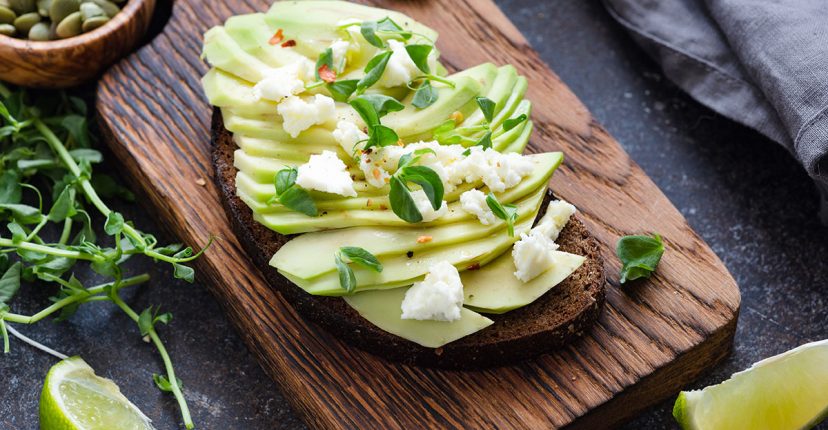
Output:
left=211, top=111, right=606, bottom=369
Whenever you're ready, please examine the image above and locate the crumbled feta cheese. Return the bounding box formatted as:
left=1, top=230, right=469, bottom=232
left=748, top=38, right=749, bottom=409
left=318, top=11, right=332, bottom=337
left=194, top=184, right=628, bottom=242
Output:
left=295, top=150, right=357, bottom=197
left=411, top=189, right=447, bottom=222
left=460, top=189, right=497, bottom=225
left=277, top=94, right=337, bottom=138
left=401, top=261, right=464, bottom=321
left=453, top=147, right=534, bottom=193
left=359, top=153, right=391, bottom=188
left=329, top=39, right=350, bottom=71
left=253, top=62, right=311, bottom=102
left=512, top=230, right=559, bottom=282
left=333, top=120, right=367, bottom=154
left=377, top=40, right=421, bottom=88
left=534, top=200, right=576, bottom=241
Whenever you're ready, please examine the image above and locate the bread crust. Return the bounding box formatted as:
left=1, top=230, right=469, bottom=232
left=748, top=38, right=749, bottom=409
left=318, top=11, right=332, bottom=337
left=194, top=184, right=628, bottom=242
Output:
left=211, top=111, right=606, bottom=368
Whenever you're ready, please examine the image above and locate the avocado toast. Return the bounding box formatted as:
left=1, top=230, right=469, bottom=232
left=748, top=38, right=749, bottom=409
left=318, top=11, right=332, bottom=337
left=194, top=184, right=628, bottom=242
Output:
left=203, top=0, right=605, bottom=368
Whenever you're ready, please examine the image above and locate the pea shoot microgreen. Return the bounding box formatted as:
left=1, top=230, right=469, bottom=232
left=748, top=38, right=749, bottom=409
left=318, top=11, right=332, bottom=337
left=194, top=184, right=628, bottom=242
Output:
left=388, top=149, right=444, bottom=223
left=335, top=246, right=382, bottom=293
left=436, top=96, right=529, bottom=149
left=616, top=234, right=665, bottom=284
left=485, top=193, right=519, bottom=237
left=0, top=82, right=213, bottom=430
left=348, top=94, right=404, bottom=151
left=269, top=167, right=318, bottom=217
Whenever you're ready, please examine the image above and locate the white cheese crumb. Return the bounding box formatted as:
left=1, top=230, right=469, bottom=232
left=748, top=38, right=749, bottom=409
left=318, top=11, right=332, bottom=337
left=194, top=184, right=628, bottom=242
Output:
left=401, top=261, right=464, bottom=322
left=534, top=199, right=577, bottom=241
left=358, top=153, right=391, bottom=188
left=295, top=150, right=357, bottom=197
left=333, top=120, right=367, bottom=154
left=277, top=94, right=337, bottom=138
left=329, top=39, right=350, bottom=71
left=377, top=40, right=421, bottom=88
left=253, top=62, right=311, bottom=102
left=454, top=147, right=534, bottom=193
left=411, top=189, right=447, bottom=222
left=460, top=189, right=497, bottom=225
left=512, top=230, right=559, bottom=283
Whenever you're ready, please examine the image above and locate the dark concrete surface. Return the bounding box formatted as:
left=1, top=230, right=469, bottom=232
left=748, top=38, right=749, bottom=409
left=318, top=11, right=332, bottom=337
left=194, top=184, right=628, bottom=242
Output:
left=3, top=1, right=827, bottom=429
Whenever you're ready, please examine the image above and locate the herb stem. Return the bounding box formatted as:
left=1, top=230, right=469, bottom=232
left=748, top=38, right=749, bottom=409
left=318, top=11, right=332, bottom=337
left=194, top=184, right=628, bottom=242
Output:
left=109, top=291, right=193, bottom=429
left=5, top=324, right=68, bottom=360
left=2, top=274, right=150, bottom=324
left=58, top=218, right=72, bottom=245
left=0, top=319, right=8, bottom=353
left=33, top=119, right=148, bottom=249
left=0, top=238, right=104, bottom=261
left=422, top=74, right=455, bottom=88
left=26, top=217, right=49, bottom=242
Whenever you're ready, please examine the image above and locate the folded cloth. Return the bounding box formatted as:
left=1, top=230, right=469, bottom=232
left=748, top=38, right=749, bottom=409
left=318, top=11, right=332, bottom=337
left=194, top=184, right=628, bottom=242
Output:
left=603, top=0, right=828, bottom=222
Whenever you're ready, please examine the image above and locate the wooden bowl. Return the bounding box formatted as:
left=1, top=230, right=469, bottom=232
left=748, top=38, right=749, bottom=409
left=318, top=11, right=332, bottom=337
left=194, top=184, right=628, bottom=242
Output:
left=0, top=0, right=156, bottom=88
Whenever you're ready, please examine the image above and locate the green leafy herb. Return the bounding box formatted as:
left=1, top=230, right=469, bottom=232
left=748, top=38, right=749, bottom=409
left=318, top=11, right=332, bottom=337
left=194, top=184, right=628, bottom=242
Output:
left=349, top=95, right=402, bottom=150
left=0, top=82, right=211, bottom=429
left=503, top=114, right=528, bottom=131
left=356, top=94, right=405, bottom=117
left=476, top=131, right=493, bottom=150
left=326, top=79, right=359, bottom=102
left=616, top=234, right=665, bottom=284
left=269, top=167, right=317, bottom=217
left=339, top=246, right=383, bottom=272
left=357, top=51, right=393, bottom=93
left=388, top=157, right=444, bottom=223
left=334, top=252, right=357, bottom=293
left=389, top=176, right=423, bottom=223
left=486, top=193, right=519, bottom=237
left=412, top=80, right=438, bottom=109
left=405, top=44, right=432, bottom=73
left=360, top=17, right=411, bottom=48
left=368, top=124, right=399, bottom=149
left=476, top=97, right=496, bottom=123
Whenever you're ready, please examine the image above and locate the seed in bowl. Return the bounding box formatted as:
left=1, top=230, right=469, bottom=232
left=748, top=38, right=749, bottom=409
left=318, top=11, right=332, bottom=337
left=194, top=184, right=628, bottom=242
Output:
left=0, top=0, right=126, bottom=40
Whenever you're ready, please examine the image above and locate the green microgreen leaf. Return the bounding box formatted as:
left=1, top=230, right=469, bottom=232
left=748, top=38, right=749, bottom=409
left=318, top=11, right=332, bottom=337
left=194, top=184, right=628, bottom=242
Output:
left=412, top=80, right=438, bottom=109
left=616, top=234, right=665, bottom=284
left=138, top=307, right=154, bottom=336
left=61, top=115, right=91, bottom=148
left=388, top=175, right=422, bottom=223
left=0, top=262, right=22, bottom=305
left=360, top=17, right=410, bottom=48
left=340, top=246, right=383, bottom=272
left=503, top=114, right=528, bottom=131
left=475, top=131, right=493, bottom=150
left=0, top=171, right=21, bottom=204
left=356, top=94, right=405, bottom=118
left=48, top=186, right=76, bottom=222
left=397, top=148, right=436, bottom=170
left=486, top=193, right=518, bottom=236
left=274, top=167, right=298, bottom=196
left=0, top=203, right=42, bottom=224
left=326, top=79, right=359, bottom=102
left=334, top=252, right=357, bottom=293
left=348, top=97, right=380, bottom=128
left=173, top=263, right=195, bottom=283
left=357, top=51, right=392, bottom=93
left=277, top=187, right=318, bottom=217
left=153, top=374, right=183, bottom=393
left=69, top=148, right=102, bottom=164
left=7, top=222, right=25, bottom=244
left=367, top=124, right=399, bottom=149
left=104, top=211, right=125, bottom=235
left=405, top=44, right=432, bottom=73
left=433, top=119, right=462, bottom=145
left=398, top=166, right=444, bottom=211
left=476, top=97, right=496, bottom=123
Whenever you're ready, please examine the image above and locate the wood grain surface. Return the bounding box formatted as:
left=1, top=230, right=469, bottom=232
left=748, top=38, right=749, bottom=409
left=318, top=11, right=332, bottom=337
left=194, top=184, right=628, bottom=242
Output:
left=0, top=0, right=155, bottom=88
left=95, top=0, right=741, bottom=428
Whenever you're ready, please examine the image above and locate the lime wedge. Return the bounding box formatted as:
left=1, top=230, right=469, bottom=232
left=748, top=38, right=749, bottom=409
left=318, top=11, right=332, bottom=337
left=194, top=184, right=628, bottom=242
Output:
left=40, top=356, right=154, bottom=430
left=674, top=340, right=828, bottom=430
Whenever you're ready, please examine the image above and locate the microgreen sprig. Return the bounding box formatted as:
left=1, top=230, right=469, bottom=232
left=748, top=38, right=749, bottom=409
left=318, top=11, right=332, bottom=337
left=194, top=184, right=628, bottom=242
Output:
left=486, top=193, right=519, bottom=237
left=388, top=149, right=444, bottom=223
left=268, top=167, right=318, bottom=217
left=437, top=96, right=529, bottom=148
left=335, top=246, right=382, bottom=293
left=616, top=234, right=665, bottom=284
left=349, top=94, right=404, bottom=151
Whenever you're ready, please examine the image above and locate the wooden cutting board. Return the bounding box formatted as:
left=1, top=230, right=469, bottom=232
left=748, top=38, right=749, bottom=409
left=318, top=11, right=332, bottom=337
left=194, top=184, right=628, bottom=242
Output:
left=95, top=0, right=741, bottom=428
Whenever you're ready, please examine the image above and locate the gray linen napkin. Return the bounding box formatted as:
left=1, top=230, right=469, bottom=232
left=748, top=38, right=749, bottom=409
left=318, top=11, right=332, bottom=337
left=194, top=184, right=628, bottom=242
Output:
left=603, top=0, right=828, bottom=222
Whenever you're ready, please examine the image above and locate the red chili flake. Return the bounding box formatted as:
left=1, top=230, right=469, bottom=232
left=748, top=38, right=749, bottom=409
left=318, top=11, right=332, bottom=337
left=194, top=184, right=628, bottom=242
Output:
left=318, top=64, right=336, bottom=83
left=466, top=263, right=481, bottom=271
left=268, top=29, right=284, bottom=45
left=281, top=39, right=297, bottom=48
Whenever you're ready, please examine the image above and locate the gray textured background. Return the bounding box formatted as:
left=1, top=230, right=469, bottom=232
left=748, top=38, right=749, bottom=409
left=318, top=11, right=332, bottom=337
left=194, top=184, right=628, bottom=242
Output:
left=2, top=0, right=827, bottom=429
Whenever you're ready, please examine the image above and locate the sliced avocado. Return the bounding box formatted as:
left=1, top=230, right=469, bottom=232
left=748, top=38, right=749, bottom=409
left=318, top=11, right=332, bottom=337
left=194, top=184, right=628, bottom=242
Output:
left=224, top=13, right=310, bottom=68
left=222, top=110, right=339, bottom=145
left=343, top=287, right=493, bottom=348
left=383, top=73, right=484, bottom=140
left=463, top=250, right=585, bottom=314
left=501, top=120, right=533, bottom=154
left=493, top=99, right=531, bottom=139
left=490, top=76, right=528, bottom=131
left=251, top=152, right=563, bottom=234
left=458, top=65, right=518, bottom=134
left=203, top=26, right=273, bottom=83
left=234, top=135, right=337, bottom=160
left=203, top=69, right=277, bottom=116
left=279, top=217, right=532, bottom=296
left=271, top=184, right=547, bottom=279
left=265, top=1, right=438, bottom=59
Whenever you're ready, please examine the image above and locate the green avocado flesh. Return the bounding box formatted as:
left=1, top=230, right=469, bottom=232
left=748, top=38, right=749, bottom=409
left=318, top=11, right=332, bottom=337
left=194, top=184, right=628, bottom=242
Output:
left=202, top=0, right=583, bottom=348
left=343, top=287, right=493, bottom=348
left=463, top=250, right=585, bottom=314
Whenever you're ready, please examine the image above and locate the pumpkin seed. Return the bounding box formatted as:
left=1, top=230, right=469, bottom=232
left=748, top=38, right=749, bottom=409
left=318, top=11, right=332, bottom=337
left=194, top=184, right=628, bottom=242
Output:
left=12, top=11, right=38, bottom=33
left=79, top=12, right=103, bottom=31
left=35, top=0, right=49, bottom=16
left=27, top=20, right=48, bottom=39
left=78, top=1, right=101, bottom=19
left=48, top=0, right=77, bottom=24
left=54, top=9, right=79, bottom=38
left=0, top=5, right=15, bottom=24
left=0, top=22, right=15, bottom=35
left=81, top=0, right=116, bottom=17
left=9, top=0, right=35, bottom=14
